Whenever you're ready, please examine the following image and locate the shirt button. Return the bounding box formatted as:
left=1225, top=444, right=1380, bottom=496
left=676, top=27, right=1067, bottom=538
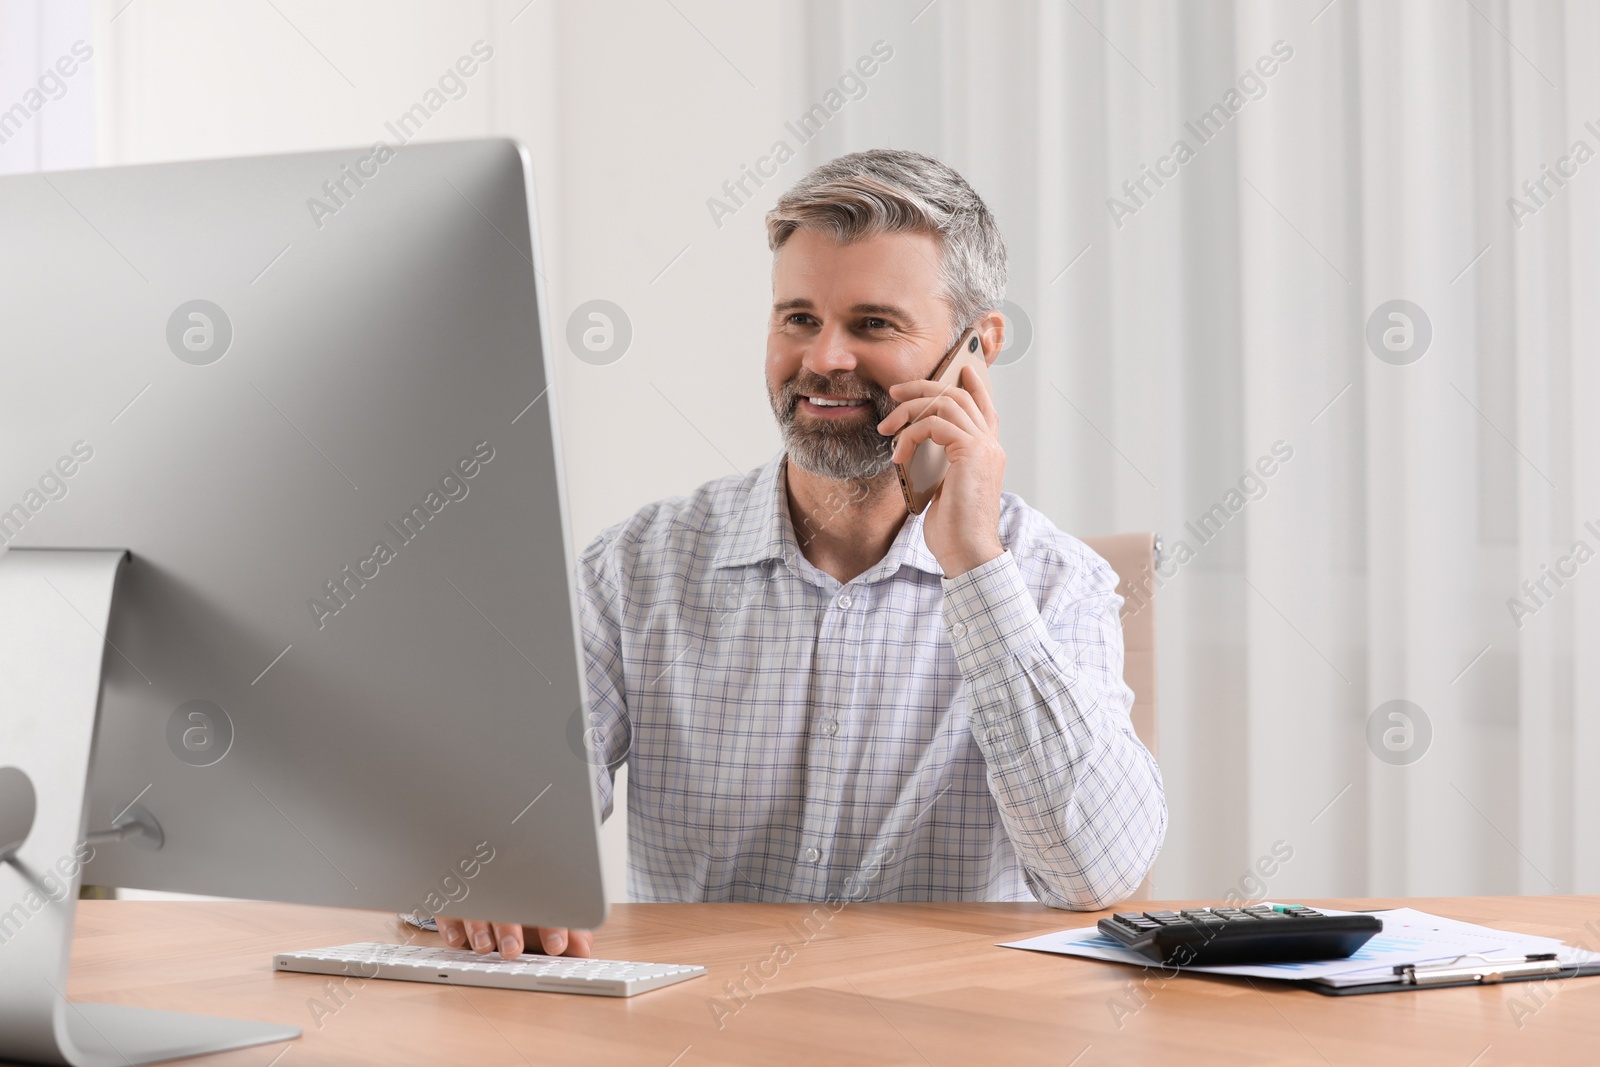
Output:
left=837, top=594, right=853, bottom=609
left=821, top=720, right=839, bottom=737
left=950, top=621, right=967, bottom=638
left=803, top=846, right=821, bottom=864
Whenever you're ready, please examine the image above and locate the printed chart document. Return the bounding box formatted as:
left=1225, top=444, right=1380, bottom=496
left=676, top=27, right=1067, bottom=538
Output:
left=999, top=907, right=1600, bottom=988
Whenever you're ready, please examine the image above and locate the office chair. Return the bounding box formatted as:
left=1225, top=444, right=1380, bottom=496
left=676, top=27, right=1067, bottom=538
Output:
left=1081, top=531, right=1162, bottom=901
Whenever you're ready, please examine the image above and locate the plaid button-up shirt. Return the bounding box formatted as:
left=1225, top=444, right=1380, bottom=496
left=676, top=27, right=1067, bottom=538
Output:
left=576, top=452, right=1165, bottom=909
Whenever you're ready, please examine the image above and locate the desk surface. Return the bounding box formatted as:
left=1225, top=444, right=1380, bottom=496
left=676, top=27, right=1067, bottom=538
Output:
left=28, top=896, right=1600, bottom=1066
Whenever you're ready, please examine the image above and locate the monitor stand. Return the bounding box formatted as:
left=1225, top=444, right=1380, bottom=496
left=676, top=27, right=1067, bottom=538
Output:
left=0, top=548, right=300, bottom=1067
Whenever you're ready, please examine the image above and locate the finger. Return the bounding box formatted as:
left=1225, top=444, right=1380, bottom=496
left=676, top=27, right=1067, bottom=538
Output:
left=890, top=411, right=977, bottom=463
left=436, top=916, right=467, bottom=948
left=948, top=369, right=992, bottom=432
left=961, top=363, right=1000, bottom=431
left=881, top=380, right=983, bottom=436
left=535, top=926, right=569, bottom=956
left=924, top=393, right=985, bottom=438
left=880, top=390, right=982, bottom=438
left=492, top=922, right=523, bottom=959
left=887, top=377, right=966, bottom=410
left=890, top=416, right=969, bottom=464
left=463, top=919, right=496, bottom=954
left=565, top=929, right=596, bottom=958
left=889, top=370, right=990, bottom=433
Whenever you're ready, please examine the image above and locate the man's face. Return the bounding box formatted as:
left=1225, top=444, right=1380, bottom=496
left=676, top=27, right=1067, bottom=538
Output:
left=766, top=228, right=955, bottom=481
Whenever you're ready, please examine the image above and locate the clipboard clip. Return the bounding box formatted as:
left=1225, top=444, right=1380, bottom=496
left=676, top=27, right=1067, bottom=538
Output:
left=1395, top=952, right=1561, bottom=986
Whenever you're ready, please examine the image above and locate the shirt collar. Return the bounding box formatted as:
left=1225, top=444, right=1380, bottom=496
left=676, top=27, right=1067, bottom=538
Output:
left=712, top=452, right=945, bottom=579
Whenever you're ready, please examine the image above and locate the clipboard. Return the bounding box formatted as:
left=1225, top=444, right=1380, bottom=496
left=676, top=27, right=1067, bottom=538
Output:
left=998, top=906, right=1600, bottom=997
left=1303, top=952, right=1600, bottom=996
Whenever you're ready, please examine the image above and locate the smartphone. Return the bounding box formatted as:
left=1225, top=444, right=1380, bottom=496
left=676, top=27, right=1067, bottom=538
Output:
left=892, top=326, right=991, bottom=514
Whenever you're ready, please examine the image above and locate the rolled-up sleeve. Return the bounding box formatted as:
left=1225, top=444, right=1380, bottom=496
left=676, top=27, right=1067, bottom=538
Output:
left=942, top=549, right=1166, bottom=909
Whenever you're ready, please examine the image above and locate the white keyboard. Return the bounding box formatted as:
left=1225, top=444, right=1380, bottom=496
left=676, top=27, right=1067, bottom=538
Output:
left=273, top=942, right=706, bottom=997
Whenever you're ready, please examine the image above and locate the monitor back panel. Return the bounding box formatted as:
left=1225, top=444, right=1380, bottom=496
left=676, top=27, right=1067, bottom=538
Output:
left=0, top=139, right=606, bottom=929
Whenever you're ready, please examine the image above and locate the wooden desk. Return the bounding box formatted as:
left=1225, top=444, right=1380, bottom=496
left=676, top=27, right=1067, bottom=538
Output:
left=28, top=896, right=1600, bottom=1066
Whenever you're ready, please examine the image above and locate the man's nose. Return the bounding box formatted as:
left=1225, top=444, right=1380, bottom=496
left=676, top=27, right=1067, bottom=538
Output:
left=803, top=321, right=857, bottom=375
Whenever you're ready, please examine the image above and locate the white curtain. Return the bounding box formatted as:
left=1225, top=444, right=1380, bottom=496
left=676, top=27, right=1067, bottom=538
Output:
left=785, top=0, right=1597, bottom=900
left=85, top=0, right=1600, bottom=901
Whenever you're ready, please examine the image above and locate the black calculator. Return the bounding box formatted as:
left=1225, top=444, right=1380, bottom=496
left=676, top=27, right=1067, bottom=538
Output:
left=1097, top=904, right=1382, bottom=966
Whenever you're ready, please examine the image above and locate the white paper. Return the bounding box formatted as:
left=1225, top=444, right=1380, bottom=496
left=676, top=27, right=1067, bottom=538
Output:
left=998, top=907, right=1600, bottom=985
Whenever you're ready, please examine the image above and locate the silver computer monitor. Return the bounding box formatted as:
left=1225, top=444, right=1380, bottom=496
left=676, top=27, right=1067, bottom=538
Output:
left=0, top=138, right=606, bottom=1061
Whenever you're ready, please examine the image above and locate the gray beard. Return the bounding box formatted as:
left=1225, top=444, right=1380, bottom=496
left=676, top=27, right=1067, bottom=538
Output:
left=770, top=376, right=898, bottom=481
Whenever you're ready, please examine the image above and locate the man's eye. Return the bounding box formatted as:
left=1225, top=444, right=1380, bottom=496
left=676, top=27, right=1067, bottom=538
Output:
left=861, top=318, right=891, bottom=330
left=786, top=313, right=816, bottom=326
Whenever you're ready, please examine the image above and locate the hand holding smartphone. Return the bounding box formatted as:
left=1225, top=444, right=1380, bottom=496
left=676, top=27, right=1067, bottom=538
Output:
left=892, top=327, right=992, bottom=514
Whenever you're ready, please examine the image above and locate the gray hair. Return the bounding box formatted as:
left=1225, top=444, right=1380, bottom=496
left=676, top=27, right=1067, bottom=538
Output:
left=765, top=149, right=1006, bottom=346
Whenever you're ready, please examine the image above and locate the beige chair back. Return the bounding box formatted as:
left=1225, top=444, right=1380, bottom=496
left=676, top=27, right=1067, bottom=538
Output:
left=1081, top=532, right=1160, bottom=900
left=1081, top=532, right=1159, bottom=758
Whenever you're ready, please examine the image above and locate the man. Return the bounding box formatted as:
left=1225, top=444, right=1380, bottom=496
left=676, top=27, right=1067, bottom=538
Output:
left=441, top=149, right=1166, bottom=959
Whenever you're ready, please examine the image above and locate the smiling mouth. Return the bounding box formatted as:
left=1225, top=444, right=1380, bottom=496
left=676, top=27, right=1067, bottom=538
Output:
left=800, top=395, right=871, bottom=410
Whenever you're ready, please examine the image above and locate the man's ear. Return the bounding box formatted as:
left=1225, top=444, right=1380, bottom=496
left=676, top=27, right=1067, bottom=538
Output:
left=974, top=308, right=1007, bottom=367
